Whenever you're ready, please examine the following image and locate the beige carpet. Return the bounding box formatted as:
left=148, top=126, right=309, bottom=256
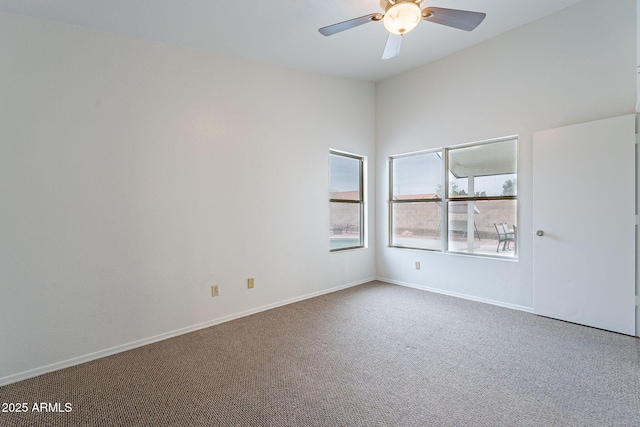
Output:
left=1, top=281, right=639, bottom=426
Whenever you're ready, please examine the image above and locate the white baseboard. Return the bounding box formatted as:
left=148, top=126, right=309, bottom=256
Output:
left=0, top=277, right=374, bottom=387
left=376, top=277, right=534, bottom=314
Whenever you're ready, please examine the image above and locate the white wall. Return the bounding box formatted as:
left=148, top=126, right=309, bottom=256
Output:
left=0, top=13, right=376, bottom=384
left=375, top=0, right=636, bottom=309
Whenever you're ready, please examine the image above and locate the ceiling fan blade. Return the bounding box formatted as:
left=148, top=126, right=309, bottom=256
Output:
left=382, top=33, right=402, bottom=60
left=319, top=13, right=382, bottom=36
left=421, top=7, right=486, bottom=31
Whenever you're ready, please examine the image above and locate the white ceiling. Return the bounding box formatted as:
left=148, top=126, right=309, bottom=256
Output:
left=0, top=0, right=583, bottom=81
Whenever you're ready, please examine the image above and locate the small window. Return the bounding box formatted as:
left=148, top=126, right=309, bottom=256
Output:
left=329, top=151, right=364, bottom=251
left=390, top=137, right=517, bottom=258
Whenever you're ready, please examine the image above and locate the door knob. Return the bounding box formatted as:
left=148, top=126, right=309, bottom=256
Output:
left=536, top=230, right=544, bottom=236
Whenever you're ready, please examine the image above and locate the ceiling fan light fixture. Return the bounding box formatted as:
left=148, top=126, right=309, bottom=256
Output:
left=383, top=2, right=421, bottom=35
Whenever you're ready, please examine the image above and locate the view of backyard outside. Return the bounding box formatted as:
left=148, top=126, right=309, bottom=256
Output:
left=330, top=189, right=517, bottom=256
left=329, top=152, right=363, bottom=251
left=391, top=198, right=517, bottom=256
left=389, top=138, right=517, bottom=257
left=329, top=139, right=517, bottom=256
left=329, top=195, right=362, bottom=250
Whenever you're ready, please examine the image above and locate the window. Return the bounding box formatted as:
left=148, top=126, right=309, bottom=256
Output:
left=390, top=151, right=443, bottom=250
left=390, top=137, right=517, bottom=258
left=329, top=151, right=364, bottom=251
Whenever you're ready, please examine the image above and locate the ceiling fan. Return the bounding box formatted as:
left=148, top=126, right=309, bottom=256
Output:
left=319, top=0, right=486, bottom=60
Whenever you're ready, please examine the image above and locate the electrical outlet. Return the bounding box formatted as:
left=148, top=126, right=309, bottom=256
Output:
left=415, top=262, right=420, bottom=270
left=248, top=278, right=254, bottom=289
left=211, top=285, right=219, bottom=297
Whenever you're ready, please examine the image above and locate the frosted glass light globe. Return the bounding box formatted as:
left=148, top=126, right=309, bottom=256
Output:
left=383, top=2, right=421, bottom=35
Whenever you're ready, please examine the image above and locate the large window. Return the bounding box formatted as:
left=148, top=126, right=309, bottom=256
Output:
left=390, top=137, right=517, bottom=258
left=329, top=151, right=364, bottom=251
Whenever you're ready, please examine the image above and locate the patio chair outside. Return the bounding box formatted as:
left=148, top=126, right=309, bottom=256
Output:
left=494, top=223, right=515, bottom=252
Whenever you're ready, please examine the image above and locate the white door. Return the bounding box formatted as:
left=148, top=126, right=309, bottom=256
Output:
left=533, top=114, right=636, bottom=336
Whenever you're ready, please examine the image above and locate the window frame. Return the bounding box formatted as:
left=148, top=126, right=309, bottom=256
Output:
left=329, top=150, right=365, bottom=252
left=389, top=137, right=518, bottom=259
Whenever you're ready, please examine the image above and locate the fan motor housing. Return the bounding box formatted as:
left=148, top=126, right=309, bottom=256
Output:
left=384, top=0, right=424, bottom=9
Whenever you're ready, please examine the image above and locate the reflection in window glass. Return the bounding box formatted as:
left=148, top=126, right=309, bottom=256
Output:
left=329, top=151, right=364, bottom=251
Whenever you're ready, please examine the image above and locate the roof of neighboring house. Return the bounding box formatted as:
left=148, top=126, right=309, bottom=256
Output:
left=330, top=191, right=360, bottom=200
left=394, top=194, right=439, bottom=200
